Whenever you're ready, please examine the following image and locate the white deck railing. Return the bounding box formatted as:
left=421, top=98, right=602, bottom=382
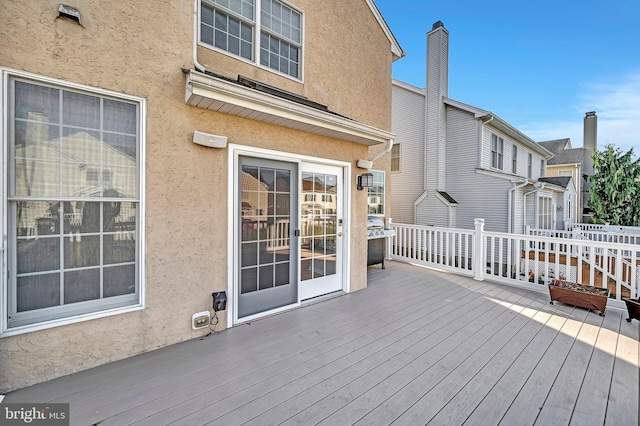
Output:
left=389, top=219, right=640, bottom=309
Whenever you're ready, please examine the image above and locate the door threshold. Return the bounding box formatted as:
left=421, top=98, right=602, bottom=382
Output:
left=301, top=290, right=345, bottom=306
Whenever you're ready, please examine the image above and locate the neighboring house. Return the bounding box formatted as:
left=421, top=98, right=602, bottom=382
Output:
left=391, top=21, right=566, bottom=233
left=0, top=0, right=404, bottom=392
left=539, top=111, right=598, bottom=224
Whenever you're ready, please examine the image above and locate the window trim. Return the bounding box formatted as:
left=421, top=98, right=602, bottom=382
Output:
left=367, top=170, right=385, bottom=216
left=0, top=67, right=146, bottom=337
left=199, top=0, right=305, bottom=82
left=491, top=134, right=504, bottom=170
left=390, top=143, right=400, bottom=172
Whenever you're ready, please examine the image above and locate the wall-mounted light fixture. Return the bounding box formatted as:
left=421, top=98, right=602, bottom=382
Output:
left=356, top=173, right=374, bottom=191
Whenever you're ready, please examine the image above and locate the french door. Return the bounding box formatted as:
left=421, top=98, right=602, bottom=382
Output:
left=236, top=156, right=345, bottom=319
left=299, top=163, right=343, bottom=300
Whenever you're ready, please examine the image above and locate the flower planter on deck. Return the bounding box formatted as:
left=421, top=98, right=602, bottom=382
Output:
left=622, top=298, right=640, bottom=323
left=548, top=281, right=609, bottom=316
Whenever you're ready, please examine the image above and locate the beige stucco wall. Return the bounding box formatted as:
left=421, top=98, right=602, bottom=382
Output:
left=0, top=0, right=394, bottom=392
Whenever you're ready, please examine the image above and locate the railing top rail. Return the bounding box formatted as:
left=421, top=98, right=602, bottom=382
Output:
left=483, top=230, right=640, bottom=251
left=390, top=222, right=475, bottom=235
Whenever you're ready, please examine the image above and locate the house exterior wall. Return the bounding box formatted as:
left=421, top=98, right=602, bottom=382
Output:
left=481, top=125, right=546, bottom=180
left=389, top=82, right=426, bottom=224
left=546, top=164, right=581, bottom=223
left=415, top=195, right=449, bottom=227
left=445, top=108, right=512, bottom=232
left=0, top=0, right=395, bottom=392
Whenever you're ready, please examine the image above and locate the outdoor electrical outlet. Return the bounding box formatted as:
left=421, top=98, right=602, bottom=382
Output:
left=191, top=311, right=210, bottom=330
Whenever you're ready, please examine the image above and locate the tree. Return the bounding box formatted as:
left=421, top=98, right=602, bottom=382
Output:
left=586, top=144, right=640, bottom=226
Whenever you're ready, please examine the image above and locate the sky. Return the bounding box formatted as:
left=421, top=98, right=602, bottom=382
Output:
left=374, top=0, right=640, bottom=153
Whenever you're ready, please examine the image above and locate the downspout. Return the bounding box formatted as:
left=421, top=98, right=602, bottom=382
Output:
left=478, top=115, right=493, bottom=168
left=508, top=180, right=529, bottom=234
left=523, top=183, right=544, bottom=230
left=193, top=0, right=206, bottom=72
left=369, top=138, right=394, bottom=163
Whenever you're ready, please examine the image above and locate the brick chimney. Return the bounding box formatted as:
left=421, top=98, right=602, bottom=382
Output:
left=425, top=21, right=448, bottom=191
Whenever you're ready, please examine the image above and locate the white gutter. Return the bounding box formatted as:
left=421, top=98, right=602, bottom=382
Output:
left=508, top=180, right=529, bottom=233
left=193, top=0, right=205, bottom=72
left=369, top=138, right=394, bottom=163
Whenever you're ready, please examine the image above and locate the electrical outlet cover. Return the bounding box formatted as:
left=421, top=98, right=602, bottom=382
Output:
left=191, top=311, right=210, bottom=330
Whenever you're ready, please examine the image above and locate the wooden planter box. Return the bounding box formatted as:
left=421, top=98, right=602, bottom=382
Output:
left=548, top=281, right=609, bottom=316
left=623, top=298, right=640, bottom=323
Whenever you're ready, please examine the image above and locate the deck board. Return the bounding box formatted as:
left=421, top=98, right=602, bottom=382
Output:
left=3, top=261, right=639, bottom=426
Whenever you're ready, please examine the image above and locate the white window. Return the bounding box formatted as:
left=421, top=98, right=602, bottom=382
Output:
left=538, top=196, right=552, bottom=229
left=512, top=145, right=517, bottom=174
left=540, top=159, right=545, bottom=177
left=528, top=153, right=533, bottom=178
left=558, top=170, right=573, bottom=177
left=491, top=134, right=503, bottom=170
left=367, top=170, right=385, bottom=215
left=391, top=143, right=400, bottom=172
left=200, top=0, right=303, bottom=79
left=3, top=71, right=144, bottom=331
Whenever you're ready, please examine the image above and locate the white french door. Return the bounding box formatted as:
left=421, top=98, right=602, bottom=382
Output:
left=299, top=163, right=344, bottom=300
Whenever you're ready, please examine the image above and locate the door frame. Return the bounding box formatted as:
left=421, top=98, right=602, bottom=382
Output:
left=227, top=144, right=351, bottom=326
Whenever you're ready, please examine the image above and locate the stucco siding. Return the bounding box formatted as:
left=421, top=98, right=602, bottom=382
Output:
left=390, top=82, right=425, bottom=223
left=0, top=0, right=395, bottom=392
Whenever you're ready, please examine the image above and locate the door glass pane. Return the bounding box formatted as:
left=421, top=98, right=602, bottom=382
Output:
left=300, top=172, right=338, bottom=281
left=240, top=164, right=291, bottom=295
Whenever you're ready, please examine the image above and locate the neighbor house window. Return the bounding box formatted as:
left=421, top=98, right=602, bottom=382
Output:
left=528, top=153, right=533, bottom=178
left=4, top=73, right=144, bottom=330
left=540, top=159, right=545, bottom=177
left=538, top=196, right=552, bottom=229
left=391, top=143, right=400, bottom=172
left=200, top=0, right=303, bottom=79
left=367, top=170, right=385, bottom=215
left=567, top=194, right=573, bottom=220
left=558, top=170, right=572, bottom=177
left=512, top=145, right=517, bottom=174
left=491, top=134, right=503, bottom=170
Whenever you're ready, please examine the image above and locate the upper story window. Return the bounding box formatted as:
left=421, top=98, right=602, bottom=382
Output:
left=512, top=145, right=517, bottom=174
left=367, top=170, right=385, bottom=215
left=391, top=143, right=400, bottom=172
left=3, top=71, right=145, bottom=332
left=491, top=134, right=503, bottom=170
left=200, top=0, right=303, bottom=79
left=558, top=170, right=573, bottom=177
left=528, top=153, right=533, bottom=178
left=540, top=159, right=545, bottom=177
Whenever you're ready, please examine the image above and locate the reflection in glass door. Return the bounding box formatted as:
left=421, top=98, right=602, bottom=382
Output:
left=238, top=157, right=298, bottom=318
left=299, top=164, right=343, bottom=300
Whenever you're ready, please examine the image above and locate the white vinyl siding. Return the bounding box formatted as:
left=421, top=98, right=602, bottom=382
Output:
left=446, top=108, right=512, bottom=232
left=390, top=82, right=425, bottom=224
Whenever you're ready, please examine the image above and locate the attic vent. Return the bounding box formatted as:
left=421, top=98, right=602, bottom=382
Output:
left=58, top=4, right=81, bottom=24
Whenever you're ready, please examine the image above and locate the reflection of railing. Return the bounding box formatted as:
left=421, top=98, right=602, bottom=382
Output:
left=267, top=220, right=289, bottom=251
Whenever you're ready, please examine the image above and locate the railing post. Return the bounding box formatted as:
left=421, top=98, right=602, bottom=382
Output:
left=474, top=218, right=485, bottom=281
left=385, top=217, right=393, bottom=260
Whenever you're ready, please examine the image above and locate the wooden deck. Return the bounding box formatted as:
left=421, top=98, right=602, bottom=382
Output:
left=4, top=261, right=639, bottom=425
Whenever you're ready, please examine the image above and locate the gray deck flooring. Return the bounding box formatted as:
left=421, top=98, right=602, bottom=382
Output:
left=4, top=261, right=639, bottom=425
